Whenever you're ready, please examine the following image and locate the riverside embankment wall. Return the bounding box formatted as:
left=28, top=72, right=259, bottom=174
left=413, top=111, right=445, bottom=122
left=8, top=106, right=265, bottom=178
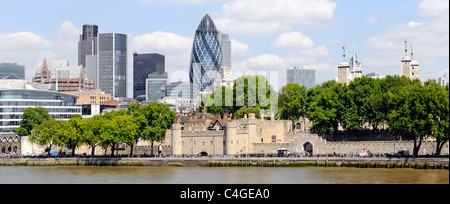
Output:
left=1, top=157, right=448, bottom=169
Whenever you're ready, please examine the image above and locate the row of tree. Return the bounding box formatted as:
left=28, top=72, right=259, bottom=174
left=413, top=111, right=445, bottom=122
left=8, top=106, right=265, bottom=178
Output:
left=15, top=102, right=176, bottom=157
left=202, top=75, right=448, bottom=156
left=279, top=76, right=448, bottom=156
left=14, top=74, right=448, bottom=157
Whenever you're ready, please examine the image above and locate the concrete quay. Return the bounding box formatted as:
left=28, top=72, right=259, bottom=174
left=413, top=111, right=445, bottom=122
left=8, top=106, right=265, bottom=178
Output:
left=0, top=157, right=448, bottom=169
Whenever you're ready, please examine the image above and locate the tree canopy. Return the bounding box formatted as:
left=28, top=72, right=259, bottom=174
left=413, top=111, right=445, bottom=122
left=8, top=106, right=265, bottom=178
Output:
left=22, top=102, right=176, bottom=157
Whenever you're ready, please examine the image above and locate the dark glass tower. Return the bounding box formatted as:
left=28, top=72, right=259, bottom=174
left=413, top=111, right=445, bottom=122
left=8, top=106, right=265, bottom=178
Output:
left=133, top=53, right=165, bottom=98
left=189, top=14, right=223, bottom=98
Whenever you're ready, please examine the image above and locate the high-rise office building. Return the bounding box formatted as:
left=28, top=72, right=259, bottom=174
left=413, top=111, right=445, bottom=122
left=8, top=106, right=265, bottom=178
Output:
left=0, top=63, right=25, bottom=79
left=287, top=66, right=316, bottom=89
left=189, top=14, right=230, bottom=98
left=78, top=24, right=98, bottom=68
left=219, top=33, right=231, bottom=68
left=133, top=53, right=165, bottom=99
left=146, top=72, right=168, bottom=102
left=97, top=33, right=128, bottom=98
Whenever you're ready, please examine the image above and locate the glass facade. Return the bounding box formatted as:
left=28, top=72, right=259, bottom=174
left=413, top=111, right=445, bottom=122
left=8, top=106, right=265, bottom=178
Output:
left=146, top=78, right=167, bottom=102
left=97, top=33, right=127, bottom=98
left=133, top=53, right=165, bottom=98
left=78, top=25, right=98, bottom=68
left=165, top=81, right=191, bottom=99
left=0, top=90, right=81, bottom=132
left=287, top=66, right=316, bottom=90
left=0, top=63, right=25, bottom=80
left=189, top=14, right=223, bottom=98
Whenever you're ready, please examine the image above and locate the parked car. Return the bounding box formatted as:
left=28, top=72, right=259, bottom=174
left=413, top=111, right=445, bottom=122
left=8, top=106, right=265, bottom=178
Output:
left=394, top=150, right=410, bottom=157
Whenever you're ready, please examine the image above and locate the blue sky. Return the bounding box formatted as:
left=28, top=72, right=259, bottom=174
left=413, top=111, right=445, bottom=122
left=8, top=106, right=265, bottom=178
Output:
left=0, top=0, right=448, bottom=95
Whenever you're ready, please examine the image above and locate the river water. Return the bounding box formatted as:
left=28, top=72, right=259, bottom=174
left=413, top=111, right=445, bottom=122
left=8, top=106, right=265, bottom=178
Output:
left=0, top=166, right=447, bottom=184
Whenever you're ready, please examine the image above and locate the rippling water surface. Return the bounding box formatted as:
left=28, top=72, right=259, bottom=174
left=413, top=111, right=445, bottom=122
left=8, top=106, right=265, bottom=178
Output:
left=0, top=166, right=448, bottom=184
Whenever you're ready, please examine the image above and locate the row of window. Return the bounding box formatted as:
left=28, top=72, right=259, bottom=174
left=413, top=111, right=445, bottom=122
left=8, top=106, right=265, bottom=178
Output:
left=0, top=101, right=62, bottom=107
left=0, top=107, right=81, bottom=113
left=0, top=91, right=77, bottom=106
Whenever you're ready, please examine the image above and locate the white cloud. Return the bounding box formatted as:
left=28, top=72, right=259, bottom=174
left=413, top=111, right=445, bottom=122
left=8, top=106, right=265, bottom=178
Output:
left=246, top=54, right=287, bottom=70
left=131, top=31, right=193, bottom=82
left=230, top=39, right=249, bottom=63
left=272, top=32, right=315, bottom=49
left=214, top=18, right=290, bottom=36
left=365, top=0, right=449, bottom=78
left=419, top=0, right=449, bottom=17
left=54, top=21, right=81, bottom=55
left=0, top=32, right=51, bottom=54
left=215, top=0, right=336, bottom=36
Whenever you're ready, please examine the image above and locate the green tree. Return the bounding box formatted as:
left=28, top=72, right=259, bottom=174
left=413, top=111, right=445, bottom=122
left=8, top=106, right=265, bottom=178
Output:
left=387, top=80, right=428, bottom=157
left=423, top=81, right=449, bottom=156
left=80, top=116, right=105, bottom=157
left=201, top=75, right=277, bottom=119
left=347, top=76, right=378, bottom=130
left=113, top=114, right=139, bottom=156
left=234, top=106, right=261, bottom=120
left=30, top=118, right=62, bottom=153
left=278, top=83, right=308, bottom=128
left=15, top=107, right=52, bottom=136
left=57, top=115, right=83, bottom=156
left=306, top=81, right=344, bottom=135
left=140, top=102, right=176, bottom=156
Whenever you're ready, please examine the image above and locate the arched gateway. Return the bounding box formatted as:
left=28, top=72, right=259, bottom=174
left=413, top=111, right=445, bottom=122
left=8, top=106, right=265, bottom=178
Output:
left=303, top=142, right=313, bottom=156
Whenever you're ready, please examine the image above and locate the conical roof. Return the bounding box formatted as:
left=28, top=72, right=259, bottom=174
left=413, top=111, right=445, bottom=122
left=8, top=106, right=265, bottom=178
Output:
left=196, top=14, right=218, bottom=33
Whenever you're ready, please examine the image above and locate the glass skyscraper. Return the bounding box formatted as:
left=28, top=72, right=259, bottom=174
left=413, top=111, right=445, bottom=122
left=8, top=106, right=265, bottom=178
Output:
left=78, top=24, right=98, bottom=68
left=133, top=53, right=165, bottom=99
left=287, top=66, right=316, bottom=90
left=97, top=33, right=127, bottom=98
left=189, top=14, right=230, bottom=98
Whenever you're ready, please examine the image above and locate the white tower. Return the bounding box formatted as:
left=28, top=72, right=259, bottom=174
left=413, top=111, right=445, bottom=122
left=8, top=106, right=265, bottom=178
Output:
left=401, top=40, right=420, bottom=81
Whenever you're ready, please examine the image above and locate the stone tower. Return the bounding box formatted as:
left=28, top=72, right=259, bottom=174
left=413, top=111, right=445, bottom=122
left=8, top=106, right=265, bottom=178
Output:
left=338, top=46, right=351, bottom=84
left=401, top=40, right=420, bottom=81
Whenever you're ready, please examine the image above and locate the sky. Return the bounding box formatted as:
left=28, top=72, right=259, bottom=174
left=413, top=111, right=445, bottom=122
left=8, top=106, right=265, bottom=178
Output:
left=0, top=0, right=448, bottom=97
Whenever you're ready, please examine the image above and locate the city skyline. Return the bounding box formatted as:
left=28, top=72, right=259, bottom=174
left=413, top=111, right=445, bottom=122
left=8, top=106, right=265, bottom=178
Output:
left=0, top=0, right=448, bottom=95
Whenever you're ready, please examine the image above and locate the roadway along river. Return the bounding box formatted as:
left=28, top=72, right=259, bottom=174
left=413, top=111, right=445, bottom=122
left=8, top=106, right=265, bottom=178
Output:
left=0, top=166, right=448, bottom=184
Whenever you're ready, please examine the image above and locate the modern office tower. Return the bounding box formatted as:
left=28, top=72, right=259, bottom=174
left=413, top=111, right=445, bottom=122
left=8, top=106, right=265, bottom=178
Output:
left=189, top=14, right=230, bottom=98
left=338, top=45, right=362, bottom=85
left=220, top=33, right=231, bottom=68
left=145, top=72, right=168, bottom=102
left=97, top=33, right=128, bottom=98
left=0, top=63, right=25, bottom=79
left=78, top=24, right=98, bottom=68
left=287, top=66, right=316, bottom=89
left=401, top=40, right=420, bottom=81
left=133, top=53, right=165, bottom=99
left=165, top=81, right=192, bottom=99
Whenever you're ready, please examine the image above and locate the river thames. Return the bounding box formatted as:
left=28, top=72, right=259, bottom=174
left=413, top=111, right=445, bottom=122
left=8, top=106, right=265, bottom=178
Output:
left=0, top=166, right=448, bottom=184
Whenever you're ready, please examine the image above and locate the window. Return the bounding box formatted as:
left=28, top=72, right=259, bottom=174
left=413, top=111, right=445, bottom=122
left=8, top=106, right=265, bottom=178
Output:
left=272, top=135, right=277, bottom=143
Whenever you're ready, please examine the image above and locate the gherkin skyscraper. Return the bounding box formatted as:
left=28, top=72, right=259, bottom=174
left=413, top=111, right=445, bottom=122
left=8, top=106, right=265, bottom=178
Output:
left=189, top=14, right=229, bottom=99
